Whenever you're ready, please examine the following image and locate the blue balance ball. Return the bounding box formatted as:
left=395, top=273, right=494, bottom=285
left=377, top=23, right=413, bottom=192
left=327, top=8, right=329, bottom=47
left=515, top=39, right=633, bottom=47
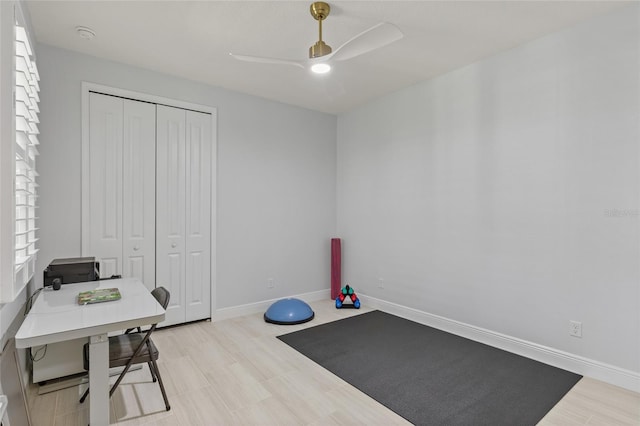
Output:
left=264, top=298, right=315, bottom=325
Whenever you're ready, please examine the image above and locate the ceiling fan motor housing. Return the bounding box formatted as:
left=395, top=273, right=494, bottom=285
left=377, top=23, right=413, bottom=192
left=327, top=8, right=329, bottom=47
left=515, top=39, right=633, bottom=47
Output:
left=310, top=2, right=330, bottom=20
left=310, top=40, right=332, bottom=58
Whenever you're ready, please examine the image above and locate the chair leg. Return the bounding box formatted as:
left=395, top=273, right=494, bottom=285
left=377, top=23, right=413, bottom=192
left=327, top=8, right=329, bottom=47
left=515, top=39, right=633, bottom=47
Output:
left=109, top=359, right=135, bottom=397
left=80, top=361, right=134, bottom=402
left=79, top=386, right=90, bottom=403
left=147, top=361, right=157, bottom=382
left=151, top=359, right=170, bottom=411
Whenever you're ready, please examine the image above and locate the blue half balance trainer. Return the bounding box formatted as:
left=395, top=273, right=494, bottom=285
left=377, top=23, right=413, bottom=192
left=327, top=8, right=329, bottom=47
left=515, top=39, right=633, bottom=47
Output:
left=264, top=298, right=315, bottom=325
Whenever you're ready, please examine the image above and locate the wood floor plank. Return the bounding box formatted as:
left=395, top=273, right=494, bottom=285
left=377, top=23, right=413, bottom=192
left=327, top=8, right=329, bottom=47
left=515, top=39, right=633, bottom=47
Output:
left=160, top=355, right=211, bottom=397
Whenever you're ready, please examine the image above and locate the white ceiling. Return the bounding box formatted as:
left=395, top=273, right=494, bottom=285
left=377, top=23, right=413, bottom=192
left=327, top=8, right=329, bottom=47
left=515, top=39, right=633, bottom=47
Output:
left=25, top=1, right=629, bottom=114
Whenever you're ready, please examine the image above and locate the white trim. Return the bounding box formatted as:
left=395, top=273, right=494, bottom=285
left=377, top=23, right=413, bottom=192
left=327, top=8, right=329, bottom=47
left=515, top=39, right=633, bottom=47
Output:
left=81, top=81, right=217, bottom=321
left=80, top=82, right=90, bottom=256
left=213, top=289, right=330, bottom=322
left=80, top=84, right=90, bottom=256
left=209, top=106, right=218, bottom=328
left=359, top=293, right=640, bottom=393
left=0, top=1, right=16, bottom=303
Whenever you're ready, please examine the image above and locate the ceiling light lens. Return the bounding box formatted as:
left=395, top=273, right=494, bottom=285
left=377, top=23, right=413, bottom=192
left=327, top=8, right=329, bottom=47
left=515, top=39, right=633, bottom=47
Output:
left=311, top=63, right=331, bottom=74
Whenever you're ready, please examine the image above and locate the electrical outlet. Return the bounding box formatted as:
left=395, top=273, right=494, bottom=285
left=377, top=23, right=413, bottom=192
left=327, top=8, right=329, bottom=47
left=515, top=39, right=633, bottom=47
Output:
left=378, top=278, right=384, bottom=289
left=267, top=278, right=274, bottom=289
left=569, top=320, right=582, bottom=338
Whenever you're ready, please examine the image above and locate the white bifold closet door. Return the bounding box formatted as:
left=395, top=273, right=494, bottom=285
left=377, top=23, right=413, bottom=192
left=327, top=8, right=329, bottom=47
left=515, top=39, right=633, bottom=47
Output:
left=85, top=93, right=156, bottom=289
left=156, top=105, right=211, bottom=326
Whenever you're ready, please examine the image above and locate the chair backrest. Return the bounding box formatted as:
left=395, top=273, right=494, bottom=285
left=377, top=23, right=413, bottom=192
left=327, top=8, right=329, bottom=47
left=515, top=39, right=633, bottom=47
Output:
left=124, top=287, right=170, bottom=335
left=151, top=286, right=170, bottom=310
left=128, top=287, right=170, bottom=362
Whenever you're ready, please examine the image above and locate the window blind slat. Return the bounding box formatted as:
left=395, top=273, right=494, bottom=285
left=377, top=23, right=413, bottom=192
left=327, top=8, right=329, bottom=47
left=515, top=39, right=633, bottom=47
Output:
left=15, top=26, right=32, bottom=55
left=15, top=69, right=29, bottom=89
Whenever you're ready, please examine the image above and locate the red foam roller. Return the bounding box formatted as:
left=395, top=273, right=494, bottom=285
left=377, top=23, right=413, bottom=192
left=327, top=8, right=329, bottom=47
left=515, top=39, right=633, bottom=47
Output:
left=331, top=238, right=341, bottom=300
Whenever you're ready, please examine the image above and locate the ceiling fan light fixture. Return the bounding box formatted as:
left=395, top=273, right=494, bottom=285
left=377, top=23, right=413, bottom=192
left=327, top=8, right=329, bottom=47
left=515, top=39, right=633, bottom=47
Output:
left=311, top=63, right=331, bottom=74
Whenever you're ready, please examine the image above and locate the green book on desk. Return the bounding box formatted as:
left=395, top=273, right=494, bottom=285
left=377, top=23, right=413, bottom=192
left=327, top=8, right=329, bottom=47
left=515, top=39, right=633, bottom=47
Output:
left=77, top=288, right=121, bottom=305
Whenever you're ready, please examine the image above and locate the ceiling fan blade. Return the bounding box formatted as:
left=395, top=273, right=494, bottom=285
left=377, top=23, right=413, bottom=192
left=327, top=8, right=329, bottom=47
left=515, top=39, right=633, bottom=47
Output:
left=229, top=53, right=305, bottom=69
left=330, top=22, right=403, bottom=62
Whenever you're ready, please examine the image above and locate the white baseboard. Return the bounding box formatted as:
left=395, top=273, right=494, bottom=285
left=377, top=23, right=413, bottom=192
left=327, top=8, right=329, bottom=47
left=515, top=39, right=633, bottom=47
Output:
left=359, top=293, right=640, bottom=393
left=213, top=289, right=330, bottom=322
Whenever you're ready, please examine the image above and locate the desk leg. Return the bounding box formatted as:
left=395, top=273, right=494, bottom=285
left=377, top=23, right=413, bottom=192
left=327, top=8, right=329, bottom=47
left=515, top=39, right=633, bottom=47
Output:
left=89, top=334, right=109, bottom=426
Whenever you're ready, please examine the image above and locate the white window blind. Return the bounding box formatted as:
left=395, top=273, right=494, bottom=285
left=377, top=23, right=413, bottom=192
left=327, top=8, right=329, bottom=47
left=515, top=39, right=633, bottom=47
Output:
left=14, top=24, right=39, bottom=282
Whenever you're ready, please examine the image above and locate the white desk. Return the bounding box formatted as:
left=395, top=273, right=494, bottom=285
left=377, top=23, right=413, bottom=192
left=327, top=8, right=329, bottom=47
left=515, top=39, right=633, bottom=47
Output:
left=16, top=278, right=165, bottom=426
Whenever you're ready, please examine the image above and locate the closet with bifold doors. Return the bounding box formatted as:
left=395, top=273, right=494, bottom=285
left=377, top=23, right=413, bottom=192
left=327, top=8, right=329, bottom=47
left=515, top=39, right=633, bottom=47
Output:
left=83, top=91, right=213, bottom=327
left=155, top=104, right=212, bottom=325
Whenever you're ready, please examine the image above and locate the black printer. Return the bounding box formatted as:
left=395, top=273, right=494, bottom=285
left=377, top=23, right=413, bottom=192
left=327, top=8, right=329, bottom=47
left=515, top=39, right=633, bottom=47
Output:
left=43, top=257, right=100, bottom=287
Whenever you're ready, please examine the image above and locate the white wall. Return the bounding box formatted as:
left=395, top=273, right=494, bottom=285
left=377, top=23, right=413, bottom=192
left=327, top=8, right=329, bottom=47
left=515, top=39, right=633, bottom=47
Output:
left=337, top=4, right=639, bottom=374
left=35, top=45, right=337, bottom=310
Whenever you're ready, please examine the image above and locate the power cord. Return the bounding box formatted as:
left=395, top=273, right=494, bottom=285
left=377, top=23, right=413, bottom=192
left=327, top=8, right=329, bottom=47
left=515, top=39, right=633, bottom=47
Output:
left=29, top=345, right=47, bottom=362
left=24, top=287, right=43, bottom=316
left=25, top=287, right=46, bottom=361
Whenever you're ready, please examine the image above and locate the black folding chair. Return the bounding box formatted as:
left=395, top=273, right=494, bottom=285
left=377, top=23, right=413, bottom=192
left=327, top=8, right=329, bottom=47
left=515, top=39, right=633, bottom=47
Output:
left=79, top=286, right=170, bottom=411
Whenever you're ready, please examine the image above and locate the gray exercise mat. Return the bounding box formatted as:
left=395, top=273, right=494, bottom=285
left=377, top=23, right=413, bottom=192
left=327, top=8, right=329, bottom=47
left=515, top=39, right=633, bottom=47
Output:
left=278, top=310, right=581, bottom=426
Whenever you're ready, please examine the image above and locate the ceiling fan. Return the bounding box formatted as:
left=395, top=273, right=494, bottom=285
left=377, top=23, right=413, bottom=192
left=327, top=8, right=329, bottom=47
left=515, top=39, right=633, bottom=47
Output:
left=230, top=2, right=403, bottom=74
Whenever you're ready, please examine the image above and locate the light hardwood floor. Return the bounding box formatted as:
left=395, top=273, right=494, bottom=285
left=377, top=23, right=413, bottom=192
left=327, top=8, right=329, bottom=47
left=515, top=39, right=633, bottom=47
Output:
left=25, top=301, right=640, bottom=425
